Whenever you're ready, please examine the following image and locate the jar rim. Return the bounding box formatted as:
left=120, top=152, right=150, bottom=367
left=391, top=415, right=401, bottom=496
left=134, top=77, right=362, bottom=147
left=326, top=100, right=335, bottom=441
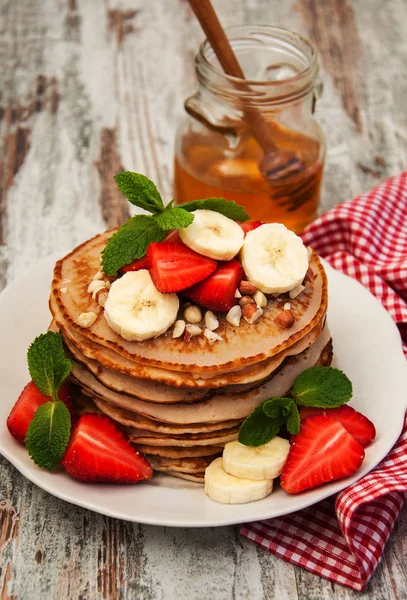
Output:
left=196, top=25, right=318, bottom=105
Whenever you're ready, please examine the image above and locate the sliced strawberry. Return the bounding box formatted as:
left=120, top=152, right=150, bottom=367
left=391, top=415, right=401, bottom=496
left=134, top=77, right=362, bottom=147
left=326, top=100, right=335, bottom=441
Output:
left=300, top=405, right=376, bottom=448
left=120, top=255, right=150, bottom=273
left=147, top=241, right=217, bottom=293
left=61, top=413, right=152, bottom=483
left=280, top=414, right=365, bottom=494
left=7, top=381, right=76, bottom=444
left=164, top=230, right=180, bottom=243
left=183, top=259, right=245, bottom=312
left=238, top=221, right=263, bottom=236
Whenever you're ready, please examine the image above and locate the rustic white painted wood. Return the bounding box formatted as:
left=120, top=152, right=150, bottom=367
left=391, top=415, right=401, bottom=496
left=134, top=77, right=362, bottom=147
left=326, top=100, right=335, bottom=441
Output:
left=0, top=0, right=406, bottom=598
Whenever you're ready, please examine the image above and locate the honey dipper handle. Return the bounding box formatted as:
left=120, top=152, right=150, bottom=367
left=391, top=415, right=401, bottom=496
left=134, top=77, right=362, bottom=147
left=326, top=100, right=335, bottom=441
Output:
left=188, top=0, right=277, bottom=154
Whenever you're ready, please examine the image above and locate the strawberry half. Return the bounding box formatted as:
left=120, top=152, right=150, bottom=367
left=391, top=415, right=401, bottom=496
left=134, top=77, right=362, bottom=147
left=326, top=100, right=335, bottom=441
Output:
left=121, top=256, right=150, bottom=273
left=7, top=381, right=75, bottom=444
left=183, top=259, right=245, bottom=312
left=61, top=413, right=152, bottom=483
left=280, top=414, right=365, bottom=494
left=300, top=405, right=376, bottom=448
left=238, top=221, right=263, bottom=236
left=147, top=241, right=217, bottom=293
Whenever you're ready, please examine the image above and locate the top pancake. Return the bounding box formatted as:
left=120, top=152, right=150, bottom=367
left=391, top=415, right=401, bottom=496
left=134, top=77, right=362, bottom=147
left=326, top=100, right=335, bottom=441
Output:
left=50, top=230, right=327, bottom=374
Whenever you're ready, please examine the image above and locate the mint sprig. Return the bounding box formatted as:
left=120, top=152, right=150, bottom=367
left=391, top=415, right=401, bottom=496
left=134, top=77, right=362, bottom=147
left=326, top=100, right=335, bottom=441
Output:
left=292, top=366, right=352, bottom=408
left=26, top=401, right=71, bottom=470
left=114, top=172, right=164, bottom=214
left=25, top=332, right=72, bottom=470
left=27, top=332, right=72, bottom=402
left=102, top=215, right=167, bottom=276
left=238, top=367, right=353, bottom=447
left=102, top=172, right=249, bottom=274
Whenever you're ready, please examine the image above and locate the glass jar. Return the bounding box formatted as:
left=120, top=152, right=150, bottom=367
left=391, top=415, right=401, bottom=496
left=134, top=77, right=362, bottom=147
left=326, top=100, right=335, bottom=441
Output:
left=174, top=25, right=325, bottom=233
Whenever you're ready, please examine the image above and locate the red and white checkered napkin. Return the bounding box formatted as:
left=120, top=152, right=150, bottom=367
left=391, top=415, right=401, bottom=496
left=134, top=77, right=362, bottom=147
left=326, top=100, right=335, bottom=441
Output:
left=240, top=172, right=407, bottom=590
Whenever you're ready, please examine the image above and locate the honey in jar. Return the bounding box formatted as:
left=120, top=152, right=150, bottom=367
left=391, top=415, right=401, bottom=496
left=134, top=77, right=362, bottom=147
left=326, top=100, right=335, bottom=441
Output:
left=174, top=26, right=325, bottom=234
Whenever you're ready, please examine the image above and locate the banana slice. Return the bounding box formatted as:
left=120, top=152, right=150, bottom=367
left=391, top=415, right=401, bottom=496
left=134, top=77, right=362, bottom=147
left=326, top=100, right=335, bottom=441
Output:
left=204, top=457, right=273, bottom=504
left=223, top=438, right=290, bottom=481
left=241, top=223, right=308, bottom=293
left=104, top=270, right=179, bottom=342
left=179, top=209, right=244, bottom=260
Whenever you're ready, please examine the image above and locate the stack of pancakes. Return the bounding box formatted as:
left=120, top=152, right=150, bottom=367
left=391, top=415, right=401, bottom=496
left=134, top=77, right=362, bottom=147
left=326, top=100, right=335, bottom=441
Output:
left=49, top=231, right=331, bottom=483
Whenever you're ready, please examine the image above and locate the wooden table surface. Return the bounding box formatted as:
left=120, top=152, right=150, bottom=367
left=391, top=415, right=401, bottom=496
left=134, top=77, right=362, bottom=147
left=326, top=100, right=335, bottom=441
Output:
left=1, top=0, right=406, bottom=598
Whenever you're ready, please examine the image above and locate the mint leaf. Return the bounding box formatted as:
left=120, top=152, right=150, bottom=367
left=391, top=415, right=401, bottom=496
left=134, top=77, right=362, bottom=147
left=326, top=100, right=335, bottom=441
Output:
left=238, top=404, right=281, bottom=447
left=27, top=332, right=72, bottom=401
left=114, top=172, right=164, bottom=214
left=292, top=366, right=353, bottom=408
left=25, top=401, right=71, bottom=470
left=263, top=397, right=294, bottom=419
left=154, top=206, right=194, bottom=230
left=102, top=215, right=167, bottom=275
left=286, top=404, right=300, bottom=435
left=179, top=198, right=249, bottom=221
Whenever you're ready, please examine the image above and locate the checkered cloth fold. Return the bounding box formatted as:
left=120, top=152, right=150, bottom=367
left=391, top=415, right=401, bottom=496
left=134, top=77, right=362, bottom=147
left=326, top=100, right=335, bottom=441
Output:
left=240, top=173, right=407, bottom=590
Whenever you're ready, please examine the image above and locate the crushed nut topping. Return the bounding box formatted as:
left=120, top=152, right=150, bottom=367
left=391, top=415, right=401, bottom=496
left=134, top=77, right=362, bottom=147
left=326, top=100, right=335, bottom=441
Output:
left=204, top=310, right=219, bottom=331
left=274, top=310, right=295, bottom=329
left=204, top=329, right=223, bottom=343
left=242, top=303, right=263, bottom=324
left=184, top=305, right=202, bottom=324
left=172, top=320, right=186, bottom=339
left=77, top=312, right=98, bottom=328
left=226, top=305, right=242, bottom=327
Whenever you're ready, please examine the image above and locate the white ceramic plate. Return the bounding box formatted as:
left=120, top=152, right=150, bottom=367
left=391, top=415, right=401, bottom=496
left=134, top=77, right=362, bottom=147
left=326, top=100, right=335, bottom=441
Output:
left=0, top=255, right=406, bottom=527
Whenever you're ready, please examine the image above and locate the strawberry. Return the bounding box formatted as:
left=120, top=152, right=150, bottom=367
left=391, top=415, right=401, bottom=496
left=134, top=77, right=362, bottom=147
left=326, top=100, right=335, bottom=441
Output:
left=61, top=413, right=152, bottom=483
left=164, top=230, right=180, bottom=243
left=7, top=381, right=75, bottom=444
left=280, top=414, right=365, bottom=494
left=147, top=241, right=217, bottom=293
left=238, top=221, right=263, bottom=236
left=120, top=255, right=150, bottom=273
left=183, top=259, right=245, bottom=312
left=300, top=405, right=376, bottom=448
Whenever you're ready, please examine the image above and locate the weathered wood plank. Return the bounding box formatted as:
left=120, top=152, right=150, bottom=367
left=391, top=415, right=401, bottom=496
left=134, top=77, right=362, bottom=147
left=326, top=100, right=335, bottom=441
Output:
left=0, top=0, right=406, bottom=598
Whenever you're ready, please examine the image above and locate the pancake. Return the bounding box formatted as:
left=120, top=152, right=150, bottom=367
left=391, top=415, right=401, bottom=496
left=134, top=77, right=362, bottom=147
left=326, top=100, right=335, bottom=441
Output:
left=70, top=327, right=332, bottom=425
left=54, top=309, right=326, bottom=389
left=132, top=444, right=223, bottom=458
left=127, top=428, right=239, bottom=447
left=163, top=472, right=204, bottom=483
left=92, top=397, right=242, bottom=433
left=146, top=455, right=217, bottom=474
left=62, top=315, right=325, bottom=390
left=50, top=230, right=328, bottom=373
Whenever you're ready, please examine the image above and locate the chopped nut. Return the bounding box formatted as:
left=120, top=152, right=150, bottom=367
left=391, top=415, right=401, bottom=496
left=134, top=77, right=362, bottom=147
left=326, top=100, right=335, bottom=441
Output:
left=104, top=280, right=111, bottom=289
left=77, top=312, right=97, bottom=328
left=204, top=329, right=223, bottom=343
left=226, top=305, right=242, bottom=327
left=274, top=309, right=295, bottom=329
left=253, top=290, right=267, bottom=307
left=173, top=319, right=186, bottom=338
left=184, top=305, right=202, bottom=324
left=289, top=284, right=305, bottom=299
left=242, top=303, right=263, bottom=324
left=239, top=295, right=255, bottom=308
left=183, top=329, right=191, bottom=343
left=239, top=280, right=258, bottom=295
left=185, top=324, right=202, bottom=336
left=60, top=287, right=67, bottom=294
left=95, top=289, right=108, bottom=307
left=88, top=280, right=107, bottom=296
left=284, top=302, right=291, bottom=311
left=204, top=310, right=219, bottom=331
left=234, top=289, right=242, bottom=299
left=92, top=270, right=104, bottom=281
left=304, top=267, right=316, bottom=283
